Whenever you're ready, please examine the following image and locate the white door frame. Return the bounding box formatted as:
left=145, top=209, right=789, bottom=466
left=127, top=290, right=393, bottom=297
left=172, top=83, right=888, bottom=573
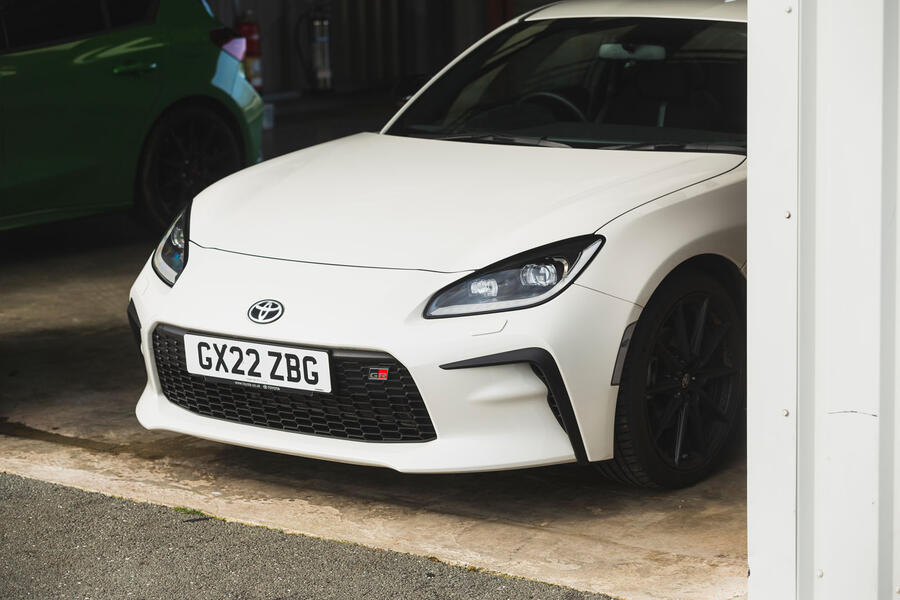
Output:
left=747, top=1, right=899, bottom=597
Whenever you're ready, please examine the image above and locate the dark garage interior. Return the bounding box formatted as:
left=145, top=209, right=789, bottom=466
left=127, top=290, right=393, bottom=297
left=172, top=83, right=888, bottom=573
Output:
left=209, top=0, right=555, bottom=157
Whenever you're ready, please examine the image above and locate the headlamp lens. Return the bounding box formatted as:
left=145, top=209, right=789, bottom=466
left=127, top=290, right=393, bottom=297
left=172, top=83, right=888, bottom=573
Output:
left=152, top=211, right=188, bottom=286
left=425, top=236, right=603, bottom=318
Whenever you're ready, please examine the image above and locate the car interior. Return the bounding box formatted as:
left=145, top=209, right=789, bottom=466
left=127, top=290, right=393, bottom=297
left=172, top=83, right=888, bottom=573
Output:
left=392, top=17, right=747, bottom=147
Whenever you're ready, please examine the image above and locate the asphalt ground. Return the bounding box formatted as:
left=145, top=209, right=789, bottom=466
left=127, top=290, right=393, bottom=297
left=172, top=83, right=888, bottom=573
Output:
left=0, top=473, right=608, bottom=600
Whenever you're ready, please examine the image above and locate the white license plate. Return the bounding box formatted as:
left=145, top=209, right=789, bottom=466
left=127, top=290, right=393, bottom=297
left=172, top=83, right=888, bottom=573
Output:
left=183, top=334, right=331, bottom=393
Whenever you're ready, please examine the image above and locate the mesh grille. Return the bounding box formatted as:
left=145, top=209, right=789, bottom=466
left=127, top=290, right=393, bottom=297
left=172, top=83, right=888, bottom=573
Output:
left=152, top=325, right=436, bottom=443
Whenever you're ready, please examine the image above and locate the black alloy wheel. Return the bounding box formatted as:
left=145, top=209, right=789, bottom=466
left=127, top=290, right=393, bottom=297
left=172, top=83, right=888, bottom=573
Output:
left=137, top=106, right=243, bottom=230
left=596, top=269, right=745, bottom=489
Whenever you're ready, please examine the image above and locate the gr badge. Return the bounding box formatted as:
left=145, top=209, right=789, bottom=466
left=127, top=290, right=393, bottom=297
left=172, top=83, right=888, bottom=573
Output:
left=368, top=367, right=389, bottom=381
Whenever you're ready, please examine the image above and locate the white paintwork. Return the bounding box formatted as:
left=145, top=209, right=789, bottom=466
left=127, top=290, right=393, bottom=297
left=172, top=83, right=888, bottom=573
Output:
left=131, top=246, right=638, bottom=470
left=131, top=2, right=747, bottom=473
left=748, top=0, right=900, bottom=598
left=190, top=133, right=743, bottom=273
left=526, top=0, right=747, bottom=23
left=580, top=160, right=745, bottom=307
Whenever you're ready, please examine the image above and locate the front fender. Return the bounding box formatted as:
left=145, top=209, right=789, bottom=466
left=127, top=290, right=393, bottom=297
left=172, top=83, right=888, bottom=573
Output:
left=579, top=160, right=747, bottom=307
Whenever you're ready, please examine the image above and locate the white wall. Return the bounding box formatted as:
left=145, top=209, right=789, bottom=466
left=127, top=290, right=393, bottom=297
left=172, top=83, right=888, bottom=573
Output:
left=747, top=0, right=899, bottom=598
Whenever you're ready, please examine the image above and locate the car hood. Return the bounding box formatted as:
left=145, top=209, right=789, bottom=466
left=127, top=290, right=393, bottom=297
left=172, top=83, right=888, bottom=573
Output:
left=190, top=132, right=744, bottom=272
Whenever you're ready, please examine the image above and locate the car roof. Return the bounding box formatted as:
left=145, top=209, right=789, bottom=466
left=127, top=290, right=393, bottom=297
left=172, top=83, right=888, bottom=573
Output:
left=525, top=0, right=747, bottom=23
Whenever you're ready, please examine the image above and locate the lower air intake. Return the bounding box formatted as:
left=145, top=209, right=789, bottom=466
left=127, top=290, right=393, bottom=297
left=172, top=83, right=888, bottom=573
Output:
left=152, top=325, right=436, bottom=443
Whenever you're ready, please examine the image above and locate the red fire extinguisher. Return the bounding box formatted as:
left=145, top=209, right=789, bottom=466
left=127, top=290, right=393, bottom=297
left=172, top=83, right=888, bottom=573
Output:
left=236, top=10, right=263, bottom=93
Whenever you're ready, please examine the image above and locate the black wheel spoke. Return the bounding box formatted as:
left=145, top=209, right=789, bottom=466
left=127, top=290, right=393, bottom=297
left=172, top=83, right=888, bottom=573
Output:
left=698, top=324, right=729, bottom=367
left=158, top=178, right=183, bottom=190
left=168, top=132, right=189, bottom=159
left=655, top=341, right=681, bottom=372
left=160, top=157, right=185, bottom=169
left=646, top=380, right=681, bottom=396
left=203, top=148, right=230, bottom=163
left=653, top=399, right=683, bottom=442
left=674, top=303, right=691, bottom=358
left=696, top=388, right=730, bottom=423
left=673, top=404, right=689, bottom=466
left=690, top=297, right=709, bottom=357
left=187, top=119, right=201, bottom=154
left=201, top=122, right=219, bottom=153
left=698, top=366, right=738, bottom=381
left=689, top=399, right=707, bottom=454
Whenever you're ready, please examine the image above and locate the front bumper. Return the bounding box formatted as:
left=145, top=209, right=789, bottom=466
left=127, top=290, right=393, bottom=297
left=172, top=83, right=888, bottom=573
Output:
left=130, top=244, right=640, bottom=473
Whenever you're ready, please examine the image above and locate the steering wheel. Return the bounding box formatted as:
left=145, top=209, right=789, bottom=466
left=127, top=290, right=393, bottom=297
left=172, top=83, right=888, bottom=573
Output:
left=516, top=91, right=587, bottom=122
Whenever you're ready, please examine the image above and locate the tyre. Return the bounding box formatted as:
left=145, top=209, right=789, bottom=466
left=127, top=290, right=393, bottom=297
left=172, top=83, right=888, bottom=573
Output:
left=137, top=106, right=243, bottom=230
left=595, top=269, right=745, bottom=488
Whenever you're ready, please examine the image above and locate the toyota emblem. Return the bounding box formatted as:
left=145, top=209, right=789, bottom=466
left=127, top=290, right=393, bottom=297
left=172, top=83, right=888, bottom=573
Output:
left=248, top=299, right=284, bottom=324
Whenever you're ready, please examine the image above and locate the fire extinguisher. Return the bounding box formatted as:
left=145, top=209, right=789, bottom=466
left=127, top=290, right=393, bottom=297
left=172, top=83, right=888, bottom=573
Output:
left=310, top=9, right=332, bottom=91
left=292, top=2, right=332, bottom=93
left=236, top=10, right=263, bottom=93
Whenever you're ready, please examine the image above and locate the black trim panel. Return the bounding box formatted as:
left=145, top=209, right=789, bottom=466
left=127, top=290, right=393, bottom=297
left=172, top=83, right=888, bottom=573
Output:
left=440, top=348, right=588, bottom=464
left=611, top=321, right=636, bottom=386
left=127, top=299, right=142, bottom=354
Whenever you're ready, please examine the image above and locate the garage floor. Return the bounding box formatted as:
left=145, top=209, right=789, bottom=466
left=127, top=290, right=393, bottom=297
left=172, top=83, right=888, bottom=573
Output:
left=0, top=213, right=747, bottom=600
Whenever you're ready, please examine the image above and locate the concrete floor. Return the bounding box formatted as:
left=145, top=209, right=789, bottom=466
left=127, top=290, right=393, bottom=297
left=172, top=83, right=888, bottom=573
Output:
left=0, top=212, right=748, bottom=600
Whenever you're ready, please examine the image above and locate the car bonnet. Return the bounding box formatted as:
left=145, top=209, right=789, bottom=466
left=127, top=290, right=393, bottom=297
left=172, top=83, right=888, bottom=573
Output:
left=188, top=132, right=744, bottom=273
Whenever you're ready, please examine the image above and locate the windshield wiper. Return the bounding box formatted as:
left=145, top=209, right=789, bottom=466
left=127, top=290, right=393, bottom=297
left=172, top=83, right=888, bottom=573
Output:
left=431, top=133, right=573, bottom=148
left=600, top=142, right=746, bottom=154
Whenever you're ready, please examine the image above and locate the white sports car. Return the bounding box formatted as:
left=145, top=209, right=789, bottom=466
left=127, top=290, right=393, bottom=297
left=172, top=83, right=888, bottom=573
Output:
left=129, top=0, right=747, bottom=488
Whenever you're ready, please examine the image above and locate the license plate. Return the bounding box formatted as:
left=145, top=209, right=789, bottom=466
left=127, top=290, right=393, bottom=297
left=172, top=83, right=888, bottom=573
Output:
left=183, top=334, right=331, bottom=393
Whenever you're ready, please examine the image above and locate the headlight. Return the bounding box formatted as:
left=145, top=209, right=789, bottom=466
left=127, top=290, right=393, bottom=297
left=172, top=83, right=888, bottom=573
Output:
left=152, top=209, right=189, bottom=286
left=424, top=235, right=604, bottom=318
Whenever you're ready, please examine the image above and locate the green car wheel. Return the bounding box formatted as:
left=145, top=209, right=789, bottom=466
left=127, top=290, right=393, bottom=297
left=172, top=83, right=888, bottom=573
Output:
left=138, top=106, right=243, bottom=230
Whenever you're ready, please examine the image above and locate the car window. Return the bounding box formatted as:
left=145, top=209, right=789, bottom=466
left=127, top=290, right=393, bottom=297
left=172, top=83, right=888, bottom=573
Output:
left=106, top=0, right=158, bottom=29
left=389, top=17, right=748, bottom=151
left=2, top=0, right=105, bottom=50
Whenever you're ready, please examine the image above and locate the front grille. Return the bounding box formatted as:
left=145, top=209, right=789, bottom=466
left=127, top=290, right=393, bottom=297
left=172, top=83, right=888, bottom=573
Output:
left=152, top=325, right=436, bottom=443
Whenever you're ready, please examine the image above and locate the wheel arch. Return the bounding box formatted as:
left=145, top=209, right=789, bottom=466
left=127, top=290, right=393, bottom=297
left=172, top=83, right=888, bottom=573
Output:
left=609, top=252, right=745, bottom=386
left=651, top=254, right=746, bottom=317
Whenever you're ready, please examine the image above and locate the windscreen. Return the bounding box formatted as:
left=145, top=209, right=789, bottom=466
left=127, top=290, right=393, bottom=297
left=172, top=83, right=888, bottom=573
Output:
left=387, top=18, right=747, bottom=151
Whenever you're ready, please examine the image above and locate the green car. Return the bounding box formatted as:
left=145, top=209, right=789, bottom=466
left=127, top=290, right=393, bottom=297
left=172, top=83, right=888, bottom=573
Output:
left=0, top=0, right=264, bottom=230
